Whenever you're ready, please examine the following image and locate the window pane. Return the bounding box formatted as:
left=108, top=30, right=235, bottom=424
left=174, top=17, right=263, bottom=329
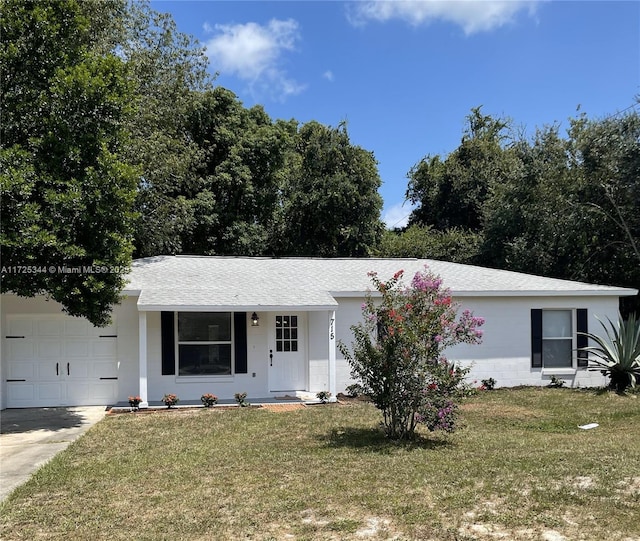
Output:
left=178, top=344, right=232, bottom=375
left=291, top=316, right=297, bottom=327
left=178, top=313, right=231, bottom=341
left=291, top=341, right=298, bottom=352
left=543, top=339, right=572, bottom=368
left=284, top=341, right=290, bottom=352
left=543, top=310, right=571, bottom=338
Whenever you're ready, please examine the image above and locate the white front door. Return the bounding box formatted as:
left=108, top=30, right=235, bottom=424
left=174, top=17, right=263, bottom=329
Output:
left=268, top=313, right=306, bottom=392
left=5, top=315, right=119, bottom=408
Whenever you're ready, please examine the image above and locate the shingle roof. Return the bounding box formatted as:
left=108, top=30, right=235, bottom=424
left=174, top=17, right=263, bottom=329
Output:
left=124, top=256, right=637, bottom=311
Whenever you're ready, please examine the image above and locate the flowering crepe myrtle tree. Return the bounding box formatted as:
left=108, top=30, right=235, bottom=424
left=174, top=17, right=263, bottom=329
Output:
left=339, top=267, right=484, bottom=440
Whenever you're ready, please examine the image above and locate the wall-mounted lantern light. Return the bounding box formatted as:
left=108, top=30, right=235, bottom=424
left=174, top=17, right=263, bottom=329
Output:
left=251, top=312, right=260, bottom=327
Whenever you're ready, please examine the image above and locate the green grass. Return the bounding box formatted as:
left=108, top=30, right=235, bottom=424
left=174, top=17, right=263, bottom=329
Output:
left=1, top=388, right=639, bottom=540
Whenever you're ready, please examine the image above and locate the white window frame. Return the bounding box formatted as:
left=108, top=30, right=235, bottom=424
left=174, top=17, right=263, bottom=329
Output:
left=175, top=312, right=235, bottom=381
left=541, top=309, right=577, bottom=375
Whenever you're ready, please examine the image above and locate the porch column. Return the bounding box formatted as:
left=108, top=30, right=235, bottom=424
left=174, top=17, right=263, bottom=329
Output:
left=328, top=310, right=337, bottom=402
left=138, top=311, right=149, bottom=408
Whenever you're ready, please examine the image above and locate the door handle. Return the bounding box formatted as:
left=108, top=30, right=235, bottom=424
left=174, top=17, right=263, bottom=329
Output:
left=67, top=362, right=70, bottom=376
left=270, top=349, right=273, bottom=367
left=56, top=362, right=59, bottom=376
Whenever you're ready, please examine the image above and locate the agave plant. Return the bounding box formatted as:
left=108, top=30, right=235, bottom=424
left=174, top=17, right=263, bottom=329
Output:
left=580, top=313, right=640, bottom=392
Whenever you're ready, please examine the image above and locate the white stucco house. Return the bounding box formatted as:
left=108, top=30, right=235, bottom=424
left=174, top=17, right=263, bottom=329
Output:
left=1, top=256, right=637, bottom=409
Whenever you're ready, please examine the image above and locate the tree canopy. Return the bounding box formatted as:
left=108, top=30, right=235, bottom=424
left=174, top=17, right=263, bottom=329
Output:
left=1, top=0, right=386, bottom=324
left=391, top=104, right=640, bottom=314
left=1, top=0, right=137, bottom=326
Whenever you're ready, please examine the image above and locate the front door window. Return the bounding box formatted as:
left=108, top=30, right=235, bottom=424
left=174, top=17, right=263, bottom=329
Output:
left=275, top=315, right=298, bottom=352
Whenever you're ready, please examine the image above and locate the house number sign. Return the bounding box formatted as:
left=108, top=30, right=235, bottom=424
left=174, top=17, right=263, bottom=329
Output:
left=329, top=318, right=335, bottom=340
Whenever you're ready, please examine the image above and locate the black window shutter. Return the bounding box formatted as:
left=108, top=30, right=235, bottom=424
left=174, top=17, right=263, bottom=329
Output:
left=531, top=309, right=543, bottom=368
left=576, top=309, right=589, bottom=368
left=161, top=311, right=176, bottom=375
left=234, top=312, right=248, bottom=374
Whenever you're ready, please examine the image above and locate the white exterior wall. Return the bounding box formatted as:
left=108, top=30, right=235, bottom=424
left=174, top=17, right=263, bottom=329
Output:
left=446, top=296, right=617, bottom=388
left=325, top=298, right=365, bottom=393
left=333, top=295, right=620, bottom=391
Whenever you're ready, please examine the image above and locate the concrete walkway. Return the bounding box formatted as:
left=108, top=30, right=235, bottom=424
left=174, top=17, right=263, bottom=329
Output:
left=0, top=406, right=107, bottom=502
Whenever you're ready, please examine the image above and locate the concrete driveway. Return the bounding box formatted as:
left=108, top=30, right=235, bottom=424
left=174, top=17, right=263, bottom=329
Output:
left=0, top=406, right=107, bottom=502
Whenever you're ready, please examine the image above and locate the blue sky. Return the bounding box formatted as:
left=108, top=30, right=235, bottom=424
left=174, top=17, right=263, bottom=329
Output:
left=150, top=0, right=639, bottom=228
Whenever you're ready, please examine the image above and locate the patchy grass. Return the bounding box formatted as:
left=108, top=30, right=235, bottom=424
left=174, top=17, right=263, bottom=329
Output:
left=1, top=388, right=639, bottom=540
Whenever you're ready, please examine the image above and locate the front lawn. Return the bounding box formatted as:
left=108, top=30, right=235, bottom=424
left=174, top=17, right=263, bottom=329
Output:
left=1, top=388, right=639, bottom=540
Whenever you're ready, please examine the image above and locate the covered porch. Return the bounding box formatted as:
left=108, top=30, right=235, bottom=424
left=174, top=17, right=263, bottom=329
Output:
left=131, top=284, right=340, bottom=408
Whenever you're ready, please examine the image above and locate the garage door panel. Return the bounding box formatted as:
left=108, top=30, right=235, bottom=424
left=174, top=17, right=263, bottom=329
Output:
left=36, top=361, right=60, bottom=381
left=92, top=340, right=117, bottom=357
left=7, top=319, right=33, bottom=337
left=68, top=362, right=89, bottom=378
left=7, top=383, right=36, bottom=403
left=37, top=340, right=63, bottom=359
left=37, top=382, right=65, bottom=401
left=6, top=339, right=34, bottom=360
left=68, top=383, right=91, bottom=401
left=7, top=360, right=35, bottom=379
left=64, top=319, right=89, bottom=337
left=37, top=319, right=64, bottom=336
left=94, top=323, right=117, bottom=337
left=89, top=382, right=118, bottom=401
left=93, top=360, right=118, bottom=378
left=66, top=340, right=90, bottom=358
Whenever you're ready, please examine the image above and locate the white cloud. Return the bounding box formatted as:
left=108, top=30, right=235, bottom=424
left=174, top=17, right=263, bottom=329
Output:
left=383, top=201, right=416, bottom=229
left=323, top=70, right=334, bottom=82
left=204, top=18, right=305, bottom=100
left=203, top=22, right=213, bottom=33
left=348, top=1, right=540, bottom=35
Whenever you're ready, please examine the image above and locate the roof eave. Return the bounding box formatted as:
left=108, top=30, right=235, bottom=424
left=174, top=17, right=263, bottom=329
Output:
left=331, top=288, right=638, bottom=298
left=136, top=303, right=338, bottom=312
left=451, top=289, right=639, bottom=297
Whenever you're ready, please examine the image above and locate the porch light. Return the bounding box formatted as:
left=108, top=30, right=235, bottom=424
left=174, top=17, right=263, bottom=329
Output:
left=251, top=312, right=260, bottom=327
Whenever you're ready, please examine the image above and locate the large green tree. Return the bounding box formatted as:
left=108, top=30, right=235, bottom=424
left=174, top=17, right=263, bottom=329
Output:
left=277, top=121, right=384, bottom=257
left=405, top=105, right=639, bottom=312
left=118, top=0, right=212, bottom=257
left=376, top=225, right=481, bottom=263
left=184, top=88, right=294, bottom=255
left=1, top=0, right=137, bottom=326
left=407, top=107, right=518, bottom=231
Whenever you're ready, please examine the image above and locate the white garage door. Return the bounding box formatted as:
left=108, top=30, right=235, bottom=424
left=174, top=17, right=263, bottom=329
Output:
left=5, top=315, right=119, bottom=408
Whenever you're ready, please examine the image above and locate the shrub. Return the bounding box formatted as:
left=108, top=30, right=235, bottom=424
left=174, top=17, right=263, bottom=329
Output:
left=201, top=393, right=218, bottom=407
left=338, top=266, right=484, bottom=440
left=580, top=312, right=640, bottom=392
left=234, top=392, right=250, bottom=407
left=345, top=383, right=364, bottom=398
left=316, top=391, right=331, bottom=403
left=162, top=394, right=179, bottom=408
left=481, top=378, right=496, bottom=390
left=547, top=375, right=566, bottom=388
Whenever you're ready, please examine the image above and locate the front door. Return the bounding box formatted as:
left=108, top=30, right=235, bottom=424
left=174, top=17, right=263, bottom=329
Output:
left=268, top=313, right=306, bottom=392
